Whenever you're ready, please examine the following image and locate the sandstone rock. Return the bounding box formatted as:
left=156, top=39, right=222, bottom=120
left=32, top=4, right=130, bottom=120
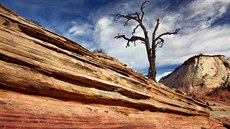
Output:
left=160, top=54, right=230, bottom=97
left=0, top=5, right=225, bottom=128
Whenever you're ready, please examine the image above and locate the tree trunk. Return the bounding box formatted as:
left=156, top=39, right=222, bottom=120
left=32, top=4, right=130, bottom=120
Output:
left=145, top=43, right=155, bottom=81
left=148, top=50, right=156, bottom=82
left=152, top=50, right=157, bottom=81
left=148, top=37, right=156, bottom=81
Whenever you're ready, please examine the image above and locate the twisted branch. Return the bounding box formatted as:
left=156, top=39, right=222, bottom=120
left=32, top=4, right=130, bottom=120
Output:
left=156, top=38, right=164, bottom=48
left=140, top=1, right=149, bottom=21
left=155, top=28, right=180, bottom=42
left=116, top=12, right=140, bottom=26
left=153, top=19, right=160, bottom=37
left=152, top=19, right=180, bottom=48
left=116, top=1, right=149, bottom=26
left=132, top=24, right=140, bottom=35
left=114, top=33, right=145, bottom=48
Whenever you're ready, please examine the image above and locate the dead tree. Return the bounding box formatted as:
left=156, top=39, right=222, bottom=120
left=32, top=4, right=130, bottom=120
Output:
left=114, top=1, right=179, bottom=81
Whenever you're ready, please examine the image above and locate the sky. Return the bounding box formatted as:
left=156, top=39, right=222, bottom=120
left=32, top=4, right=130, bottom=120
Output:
left=1, top=0, right=230, bottom=81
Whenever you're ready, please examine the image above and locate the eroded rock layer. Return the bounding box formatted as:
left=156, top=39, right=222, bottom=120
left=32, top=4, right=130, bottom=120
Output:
left=1, top=90, right=225, bottom=129
left=0, top=5, right=225, bottom=128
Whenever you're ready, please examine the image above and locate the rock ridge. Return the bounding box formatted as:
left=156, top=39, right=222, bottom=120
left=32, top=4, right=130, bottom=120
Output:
left=160, top=54, right=230, bottom=97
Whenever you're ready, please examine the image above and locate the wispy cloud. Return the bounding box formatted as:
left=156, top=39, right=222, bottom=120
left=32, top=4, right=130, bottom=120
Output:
left=68, top=21, right=93, bottom=36
left=156, top=71, right=172, bottom=82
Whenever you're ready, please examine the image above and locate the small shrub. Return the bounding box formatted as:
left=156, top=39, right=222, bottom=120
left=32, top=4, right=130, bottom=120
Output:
left=92, top=48, right=106, bottom=54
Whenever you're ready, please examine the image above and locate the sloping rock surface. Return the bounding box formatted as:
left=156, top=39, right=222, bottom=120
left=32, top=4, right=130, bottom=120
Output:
left=159, top=54, right=230, bottom=97
left=0, top=5, right=225, bottom=128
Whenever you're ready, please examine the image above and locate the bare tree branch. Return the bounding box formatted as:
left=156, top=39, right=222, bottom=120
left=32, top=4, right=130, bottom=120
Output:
left=114, top=33, right=145, bottom=48
left=114, top=33, right=145, bottom=42
left=141, top=41, right=145, bottom=44
left=152, top=19, right=160, bottom=48
left=154, top=28, right=180, bottom=42
left=140, top=1, right=149, bottom=21
left=156, top=38, right=164, bottom=48
left=116, top=12, right=141, bottom=26
left=114, top=33, right=129, bottom=40
left=114, top=34, right=132, bottom=48
left=132, top=24, right=140, bottom=35
left=153, top=19, right=160, bottom=37
left=124, top=19, right=131, bottom=26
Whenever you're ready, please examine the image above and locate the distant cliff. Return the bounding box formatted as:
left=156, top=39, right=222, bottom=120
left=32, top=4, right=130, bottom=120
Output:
left=0, top=5, right=225, bottom=128
left=160, top=54, right=230, bottom=97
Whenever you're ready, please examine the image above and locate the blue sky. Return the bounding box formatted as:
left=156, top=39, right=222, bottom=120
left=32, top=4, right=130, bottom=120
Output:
left=1, top=0, right=230, bottom=81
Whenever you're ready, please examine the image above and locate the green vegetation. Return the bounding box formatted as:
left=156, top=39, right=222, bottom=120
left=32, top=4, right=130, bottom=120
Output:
left=206, top=84, right=230, bottom=96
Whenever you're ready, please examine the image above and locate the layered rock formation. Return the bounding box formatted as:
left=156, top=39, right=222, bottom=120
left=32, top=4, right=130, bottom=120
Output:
left=160, top=54, right=230, bottom=97
left=0, top=5, right=226, bottom=128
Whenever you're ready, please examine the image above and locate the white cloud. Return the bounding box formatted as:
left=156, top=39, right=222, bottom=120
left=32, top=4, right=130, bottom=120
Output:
left=61, top=21, right=97, bottom=51
left=68, top=21, right=92, bottom=36
left=157, top=25, right=230, bottom=66
left=156, top=71, right=172, bottom=82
